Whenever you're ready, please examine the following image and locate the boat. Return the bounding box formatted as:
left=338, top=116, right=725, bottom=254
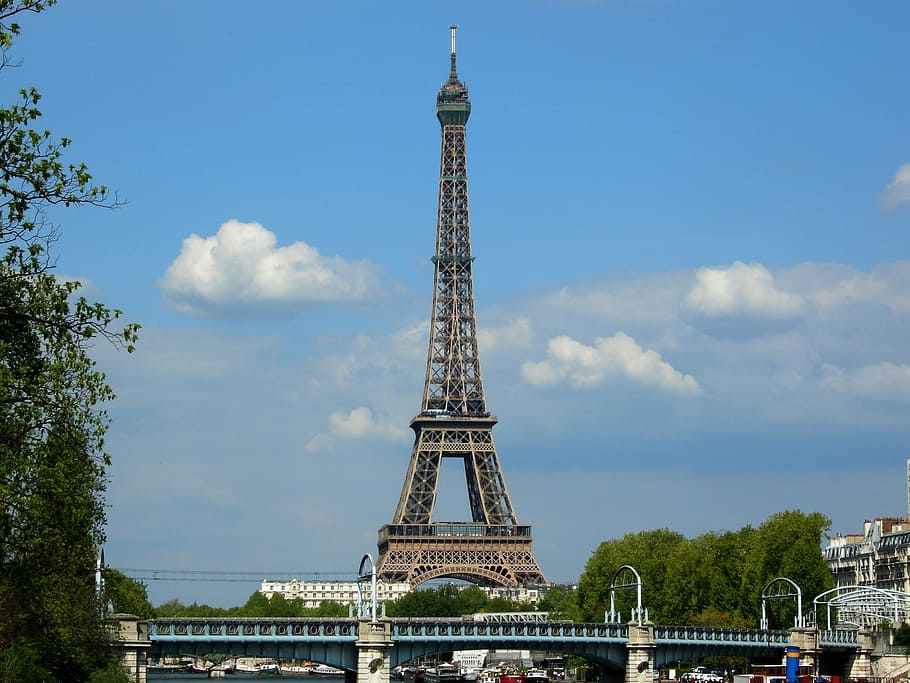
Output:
left=232, top=660, right=277, bottom=677
left=233, top=662, right=259, bottom=675
left=460, top=669, right=479, bottom=682
left=147, top=662, right=191, bottom=674
left=499, top=674, right=525, bottom=683
left=257, top=662, right=280, bottom=676
left=425, top=664, right=461, bottom=683
left=312, top=665, right=346, bottom=676
left=281, top=663, right=315, bottom=674
left=525, top=669, right=549, bottom=683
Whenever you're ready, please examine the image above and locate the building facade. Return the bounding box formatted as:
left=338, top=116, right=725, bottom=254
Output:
left=823, top=460, right=910, bottom=592
left=824, top=517, right=910, bottom=591
left=259, top=579, right=412, bottom=608
left=258, top=580, right=541, bottom=609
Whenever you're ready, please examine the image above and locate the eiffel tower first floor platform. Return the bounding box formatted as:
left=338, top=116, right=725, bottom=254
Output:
left=375, top=522, right=547, bottom=588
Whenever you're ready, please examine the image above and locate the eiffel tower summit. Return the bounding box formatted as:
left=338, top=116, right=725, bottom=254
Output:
left=375, top=26, right=546, bottom=589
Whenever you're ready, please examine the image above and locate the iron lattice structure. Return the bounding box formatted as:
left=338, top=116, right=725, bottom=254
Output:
left=375, top=27, right=546, bottom=589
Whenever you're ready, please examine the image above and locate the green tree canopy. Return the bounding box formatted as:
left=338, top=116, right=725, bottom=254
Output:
left=538, top=585, right=582, bottom=622
left=577, top=511, right=834, bottom=627
left=577, top=528, right=687, bottom=622
left=0, top=1, right=139, bottom=679
left=103, top=570, right=154, bottom=620
left=384, top=583, right=532, bottom=618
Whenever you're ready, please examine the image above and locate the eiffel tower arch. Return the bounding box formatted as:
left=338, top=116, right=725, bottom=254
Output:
left=375, top=26, right=546, bottom=589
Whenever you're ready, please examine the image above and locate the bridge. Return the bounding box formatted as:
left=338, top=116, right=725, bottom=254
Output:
left=111, top=615, right=873, bottom=683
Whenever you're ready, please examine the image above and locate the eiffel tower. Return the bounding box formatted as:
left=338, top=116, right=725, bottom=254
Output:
left=375, top=26, right=546, bottom=589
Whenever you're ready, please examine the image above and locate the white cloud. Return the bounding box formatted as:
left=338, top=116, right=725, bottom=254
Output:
left=520, top=332, right=702, bottom=395
left=305, top=406, right=410, bottom=452
left=159, top=219, right=386, bottom=317
left=790, top=261, right=910, bottom=316
left=101, top=259, right=910, bottom=608
left=685, top=262, right=806, bottom=320
left=821, top=362, right=910, bottom=402
left=881, top=163, right=910, bottom=211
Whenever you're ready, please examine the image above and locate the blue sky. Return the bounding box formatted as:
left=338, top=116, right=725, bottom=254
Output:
left=10, top=1, right=910, bottom=607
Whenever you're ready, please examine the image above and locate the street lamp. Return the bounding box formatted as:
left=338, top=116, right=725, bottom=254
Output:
left=761, top=577, right=804, bottom=629
left=607, top=565, right=646, bottom=625
left=358, top=554, right=378, bottom=623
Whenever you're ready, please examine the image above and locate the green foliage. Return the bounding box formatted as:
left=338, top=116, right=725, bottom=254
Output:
left=0, top=2, right=56, bottom=50
left=538, top=585, right=582, bottom=622
left=155, top=585, right=537, bottom=619
left=740, top=511, right=834, bottom=627
left=155, top=592, right=354, bottom=618
left=386, top=584, right=467, bottom=617
left=86, top=661, right=131, bottom=683
left=459, top=585, right=489, bottom=614
left=103, top=570, right=154, bottom=619
left=155, top=600, right=231, bottom=618
left=688, top=607, right=751, bottom=629
left=0, top=643, right=52, bottom=682
left=0, top=1, right=138, bottom=680
left=385, top=583, right=532, bottom=618
left=577, top=528, right=687, bottom=622
left=893, top=623, right=910, bottom=646
left=577, top=510, right=834, bottom=627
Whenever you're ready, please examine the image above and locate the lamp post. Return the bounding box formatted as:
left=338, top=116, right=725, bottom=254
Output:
left=607, top=565, right=646, bottom=625
left=761, top=577, right=803, bottom=630
left=358, top=554, right=378, bottom=623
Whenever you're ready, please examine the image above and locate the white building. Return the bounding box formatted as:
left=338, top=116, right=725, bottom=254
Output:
left=259, top=580, right=543, bottom=609
left=259, top=579, right=411, bottom=608
left=823, top=459, right=910, bottom=593
left=824, top=517, right=910, bottom=591
left=483, top=586, right=541, bottom=605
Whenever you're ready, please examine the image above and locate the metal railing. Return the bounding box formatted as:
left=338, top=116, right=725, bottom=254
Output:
left=150, top=618, right=358, bottom=640
left=655, top=626, right=790, bottom=645
left=378, top=523, right=533, bottom=542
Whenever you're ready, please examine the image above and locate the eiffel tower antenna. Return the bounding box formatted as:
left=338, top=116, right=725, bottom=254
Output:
left=449, top=24, right=458, bottom=78
left=375, top=26, right=546, bottom=588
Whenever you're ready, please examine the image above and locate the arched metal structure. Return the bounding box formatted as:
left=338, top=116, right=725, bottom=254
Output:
left=761, top=577, right=804, bottom=629
left=606, top=565, right=647, bottom=625
left=357, top=554, right=378, bottom=623
left=814, top=585, right=910, bottom=630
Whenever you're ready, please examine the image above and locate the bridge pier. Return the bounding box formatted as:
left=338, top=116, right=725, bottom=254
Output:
left=846, top=630, right=875, bottom=680
left=356, top=619, right=393, bottom=683
left=625, top=621, right=656, bottom=683
left=788, top=627, right=820, bottom=675
left=107, top=613, right=150, bottom=683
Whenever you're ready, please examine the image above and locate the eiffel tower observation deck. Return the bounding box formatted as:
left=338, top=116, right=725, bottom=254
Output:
left=375, top=27, right=546, bottom=588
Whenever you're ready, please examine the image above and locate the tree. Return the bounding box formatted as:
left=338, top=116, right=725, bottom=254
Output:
left=0, top=643, right=52, bottom=682
left=576, top=511, right=834, bottom=629
left=538, top=585, right=582, bottom=622
left=0, top=1, right=139, bottom=679
left=384, top=583, right=532, bottom=618
left=389, top=585, right=465, bottom=617
left=459, top=585, right=489, bottom=615
left=740, top=510, right=834, bottom=627
left=577, top=528, right=687, bottom=622
left=103, top=569, right=154, bottom=619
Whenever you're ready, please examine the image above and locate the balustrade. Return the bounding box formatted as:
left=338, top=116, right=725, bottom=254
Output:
left=151, top=619, right=357, bottom=639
